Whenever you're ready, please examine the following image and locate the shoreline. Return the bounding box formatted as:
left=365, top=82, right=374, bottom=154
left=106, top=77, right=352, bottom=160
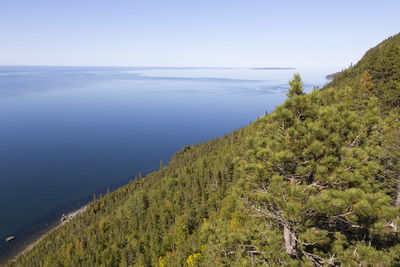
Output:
left=0, top=199, right=90, bottom=265
left=0, top=176, right=136, bottom=265
left=9, top=205, right=88, bottom=263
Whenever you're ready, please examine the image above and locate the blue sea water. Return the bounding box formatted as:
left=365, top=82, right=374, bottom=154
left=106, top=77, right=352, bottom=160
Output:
left=0, top=66, right=338, bottom=260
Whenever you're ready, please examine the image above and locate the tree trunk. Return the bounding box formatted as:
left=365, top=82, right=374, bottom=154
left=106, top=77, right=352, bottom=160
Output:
left=396, top=179, right=400, bottom=206
left=284, top=226, right=297, bottom=257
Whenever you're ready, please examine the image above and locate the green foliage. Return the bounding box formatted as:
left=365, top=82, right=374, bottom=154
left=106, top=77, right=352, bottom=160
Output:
left=5, top=33, right=400, bottom=266
left=287, top=73, right=305, bottom=98
left=327, top=33, right=400, bottom=114
left=244, top=87, right=399, bottom=265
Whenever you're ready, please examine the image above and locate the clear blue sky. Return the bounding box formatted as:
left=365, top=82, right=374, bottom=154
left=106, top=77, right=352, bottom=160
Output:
left=1, top=0, right=399, bottom=68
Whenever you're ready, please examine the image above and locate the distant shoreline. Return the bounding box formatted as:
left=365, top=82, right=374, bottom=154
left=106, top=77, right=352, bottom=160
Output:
left=10, top=205, right=88, bottom=262
left=325, top=72, right=340, bottom=80
left=0, top=203, right=89, bottom=265
left=251, top=67, right=296, bottom=70
left=0, top=176, right=135, bottom=265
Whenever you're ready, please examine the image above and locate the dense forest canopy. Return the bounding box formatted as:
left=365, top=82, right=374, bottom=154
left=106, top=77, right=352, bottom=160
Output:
left=5, top=33, right=400, bottom=266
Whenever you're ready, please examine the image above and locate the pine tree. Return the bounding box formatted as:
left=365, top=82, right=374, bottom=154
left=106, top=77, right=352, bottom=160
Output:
left=287, top=73, right=305, bottom=98
left=245, top=75, right=400, bottom=265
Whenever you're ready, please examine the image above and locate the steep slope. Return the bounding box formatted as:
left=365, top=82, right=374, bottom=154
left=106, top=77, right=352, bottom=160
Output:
left=243, top=78, right=399, bottom=266
left=326, top=33, right=400, bottom=113
left=6, top=126, right=258, bottom=266
left=5, top=33, right=400, bottom=266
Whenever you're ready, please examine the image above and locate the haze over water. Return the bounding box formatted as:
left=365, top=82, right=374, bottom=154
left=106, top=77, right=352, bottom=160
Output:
left=0, top=66, right=336, bottom=258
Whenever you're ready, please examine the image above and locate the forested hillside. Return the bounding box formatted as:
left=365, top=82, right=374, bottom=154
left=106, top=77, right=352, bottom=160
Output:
left=5, top=33, right=400, bottom=266
left=327, top=33, right=400, bottom=114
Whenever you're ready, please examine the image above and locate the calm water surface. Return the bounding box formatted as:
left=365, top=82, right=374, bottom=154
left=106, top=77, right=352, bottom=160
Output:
left=0, top=66, right=338, bottom=259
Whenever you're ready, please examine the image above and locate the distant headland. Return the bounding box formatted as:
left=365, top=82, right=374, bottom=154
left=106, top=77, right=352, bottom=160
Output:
left=251, top=67, right=296, bottom=70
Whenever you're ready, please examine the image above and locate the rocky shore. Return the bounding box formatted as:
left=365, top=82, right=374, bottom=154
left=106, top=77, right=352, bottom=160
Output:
left=10, top=205, right=88, bottom=262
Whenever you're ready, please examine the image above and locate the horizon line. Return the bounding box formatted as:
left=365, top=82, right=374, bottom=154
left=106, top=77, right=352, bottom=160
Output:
left=0, top=64, right=299, bottom=69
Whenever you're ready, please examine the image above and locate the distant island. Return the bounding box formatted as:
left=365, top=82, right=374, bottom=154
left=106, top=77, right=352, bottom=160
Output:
left=251, top=67, right=296, bottom=70
left=325, top=71, right=340, bottom=80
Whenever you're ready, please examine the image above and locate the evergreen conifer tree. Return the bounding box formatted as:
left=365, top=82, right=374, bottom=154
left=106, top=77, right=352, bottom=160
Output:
left=287, top=73, right=305, bottom=98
